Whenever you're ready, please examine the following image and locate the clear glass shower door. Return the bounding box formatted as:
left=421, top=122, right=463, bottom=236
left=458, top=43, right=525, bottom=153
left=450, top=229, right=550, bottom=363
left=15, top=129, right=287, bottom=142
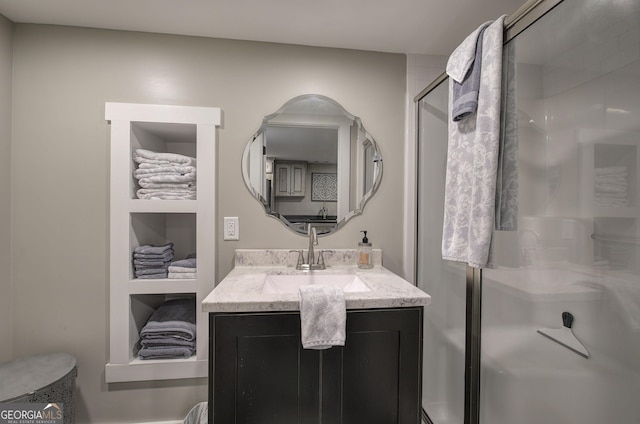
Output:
left=416, top=80, right=466, bottom=424
left=481, top=1, right=640, bottom=423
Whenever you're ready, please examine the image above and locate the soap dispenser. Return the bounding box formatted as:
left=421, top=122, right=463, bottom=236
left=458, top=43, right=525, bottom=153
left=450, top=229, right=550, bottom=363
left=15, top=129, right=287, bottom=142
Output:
left=357, top=231, right=373, bottom=269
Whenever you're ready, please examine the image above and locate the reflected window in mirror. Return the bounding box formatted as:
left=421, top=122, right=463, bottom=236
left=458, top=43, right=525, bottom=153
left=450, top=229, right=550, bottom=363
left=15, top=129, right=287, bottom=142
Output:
left=242, top=94, right=383, bottom=236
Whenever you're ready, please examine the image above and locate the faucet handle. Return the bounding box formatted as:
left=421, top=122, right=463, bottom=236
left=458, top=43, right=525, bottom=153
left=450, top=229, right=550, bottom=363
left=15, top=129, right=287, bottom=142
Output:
left=317, top=249, right=334, bottom=268
left=289, top=249, right=304, bottom=268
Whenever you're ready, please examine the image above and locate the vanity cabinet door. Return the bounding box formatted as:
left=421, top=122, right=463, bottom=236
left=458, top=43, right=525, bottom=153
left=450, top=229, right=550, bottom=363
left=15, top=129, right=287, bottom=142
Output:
left=210, top=312, right=319, bottom=424
left=322, top=308, right=423, bottom=424
left=209, top=308, right=423, bottom=424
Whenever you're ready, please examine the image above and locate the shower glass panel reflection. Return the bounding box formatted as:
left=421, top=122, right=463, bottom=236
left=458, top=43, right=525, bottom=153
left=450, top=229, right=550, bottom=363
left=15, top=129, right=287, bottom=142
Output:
left=481, top=1, right=640, bottom=423
left=416, top=1, right=640, bottom=423
left=416, top=80, right=466, bottom=423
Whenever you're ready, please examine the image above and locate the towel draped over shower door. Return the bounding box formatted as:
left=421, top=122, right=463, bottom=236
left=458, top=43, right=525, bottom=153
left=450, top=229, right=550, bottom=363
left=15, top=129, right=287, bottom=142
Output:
left=441, top=15, right=518, bottom=269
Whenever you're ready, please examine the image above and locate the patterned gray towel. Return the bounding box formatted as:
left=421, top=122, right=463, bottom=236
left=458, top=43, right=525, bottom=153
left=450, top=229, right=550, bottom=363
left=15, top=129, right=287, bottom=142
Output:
left=299, top=285, right=346, bottom=350
left=443, top=15, right=510, bottom=269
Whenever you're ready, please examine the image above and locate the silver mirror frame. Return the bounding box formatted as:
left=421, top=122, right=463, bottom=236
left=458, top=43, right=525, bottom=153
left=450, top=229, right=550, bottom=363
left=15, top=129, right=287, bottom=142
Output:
left=241, top=94, right=383, bottom=236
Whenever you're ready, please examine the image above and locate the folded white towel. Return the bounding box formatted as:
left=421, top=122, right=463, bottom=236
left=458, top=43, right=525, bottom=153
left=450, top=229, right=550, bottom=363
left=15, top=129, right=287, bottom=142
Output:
left=299, top=285, right=346, bottom=350
left=137, top=181, right=197, bottom=189
left=133, top=149, right=197, bottom=167
left=595, top=191, right=628, bottom=199
left=133, top=165, right=196, bottom=178
left=137, top=173, right=196, bottom=184
left=595, top=166, right=627, bottom=176
left=136, top=189, right=196, bottom=200
left=595, top=199, right=629, bottom=207
left=168, top=265, right=197, bottom=273
left=168, top=272, right=196, bottom=279
left=137, top=162, right=193, bottom=170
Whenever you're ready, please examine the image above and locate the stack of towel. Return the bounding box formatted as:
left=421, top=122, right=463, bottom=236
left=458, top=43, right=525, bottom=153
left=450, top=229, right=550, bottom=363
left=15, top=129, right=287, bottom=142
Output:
left=168, top=256, right=197, bottom=279
left=595, top=166, right=629, bottom=207
left=138, top=297, right=196, bottom=360
left=133, top=243, right=174, bottom=279
left=133, top=149, right=197, bottom=200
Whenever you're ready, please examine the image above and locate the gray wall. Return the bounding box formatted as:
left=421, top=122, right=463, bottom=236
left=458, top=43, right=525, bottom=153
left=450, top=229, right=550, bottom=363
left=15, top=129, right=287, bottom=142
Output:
left=0, top=14, right=13, bottom=364
left=10, top=24, right=406, bottom=423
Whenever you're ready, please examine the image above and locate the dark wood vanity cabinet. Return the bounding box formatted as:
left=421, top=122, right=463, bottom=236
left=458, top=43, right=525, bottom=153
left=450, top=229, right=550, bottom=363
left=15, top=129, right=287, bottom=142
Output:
left=208, top=307, right=423, bottom=424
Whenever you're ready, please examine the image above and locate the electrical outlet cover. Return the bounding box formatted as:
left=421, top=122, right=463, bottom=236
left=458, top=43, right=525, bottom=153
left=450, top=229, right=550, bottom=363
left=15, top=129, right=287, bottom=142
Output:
left=224, top=217, right=239, bottom=240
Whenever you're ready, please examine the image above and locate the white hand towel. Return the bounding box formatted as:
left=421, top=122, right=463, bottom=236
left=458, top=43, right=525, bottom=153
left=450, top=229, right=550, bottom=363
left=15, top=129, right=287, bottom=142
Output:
left=299, top=285, right=346, bottom=350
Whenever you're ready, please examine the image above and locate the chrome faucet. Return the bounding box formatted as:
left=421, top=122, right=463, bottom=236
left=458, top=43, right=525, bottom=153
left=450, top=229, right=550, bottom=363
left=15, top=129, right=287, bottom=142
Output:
left=292, top=224, right=326, bottom=270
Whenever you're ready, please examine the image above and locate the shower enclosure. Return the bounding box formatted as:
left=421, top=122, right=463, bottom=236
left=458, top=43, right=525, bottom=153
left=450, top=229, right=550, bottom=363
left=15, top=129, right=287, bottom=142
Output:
left=416, top=0, right=640, bottom=423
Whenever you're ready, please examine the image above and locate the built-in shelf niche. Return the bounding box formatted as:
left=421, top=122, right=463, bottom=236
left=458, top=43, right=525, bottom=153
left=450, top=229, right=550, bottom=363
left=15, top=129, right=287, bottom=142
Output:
left=129, top=294, right=196, bottom=361
left=106, top=102, right=220, bottom=383
left=129, top=121, right=197, bottom=200
left=129, top=212, right=196, bottom=281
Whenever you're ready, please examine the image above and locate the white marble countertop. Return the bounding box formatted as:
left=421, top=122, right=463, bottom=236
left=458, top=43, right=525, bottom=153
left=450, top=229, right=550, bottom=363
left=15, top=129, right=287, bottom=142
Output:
left=202, top=249, right=431, bottom=313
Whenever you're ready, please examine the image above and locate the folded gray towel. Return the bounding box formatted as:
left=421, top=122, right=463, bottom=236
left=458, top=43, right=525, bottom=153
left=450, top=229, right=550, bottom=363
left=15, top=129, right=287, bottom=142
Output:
left=135, top=267, right=169, bottom=276
left=134, top=264, right=171, bottom=271
left=140, top=337, right=196, bottom=348
left=138, top=345, right=195, bottom=360
left=452, top=25, right=488, bottom=121
left=134, top=243, right=174, bottom=255
left=134, top=260, right=173, bottom=268
left=136, top=273, right=168, bottom=279
left=133, top=251, right=175, bottom=260
left=140, top=321, right=196, bottom=341
left=170, top=258, right=197, bottom=268
left=145, top=298, right=195, bottom=323
left=139, top=298, right=196, bottom=341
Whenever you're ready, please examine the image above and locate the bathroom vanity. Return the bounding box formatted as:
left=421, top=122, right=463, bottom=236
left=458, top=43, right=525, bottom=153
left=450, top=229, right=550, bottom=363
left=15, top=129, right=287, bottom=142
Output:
left=202, top=249, right=430, bottom=424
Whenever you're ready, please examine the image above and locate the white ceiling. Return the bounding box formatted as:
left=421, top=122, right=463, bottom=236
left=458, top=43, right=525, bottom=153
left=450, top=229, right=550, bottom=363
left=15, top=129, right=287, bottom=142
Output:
left=0, top=0, right=526, bottom=55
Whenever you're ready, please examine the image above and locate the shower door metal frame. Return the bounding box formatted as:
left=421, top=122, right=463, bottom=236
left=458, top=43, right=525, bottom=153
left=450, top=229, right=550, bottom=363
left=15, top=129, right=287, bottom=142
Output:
left=414, top=1, right=563, bottom=424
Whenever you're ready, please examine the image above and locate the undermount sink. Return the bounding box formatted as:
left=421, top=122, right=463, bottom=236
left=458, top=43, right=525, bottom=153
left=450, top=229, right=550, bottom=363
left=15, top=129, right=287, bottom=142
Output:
left=262, top=273, right=372, bottom=294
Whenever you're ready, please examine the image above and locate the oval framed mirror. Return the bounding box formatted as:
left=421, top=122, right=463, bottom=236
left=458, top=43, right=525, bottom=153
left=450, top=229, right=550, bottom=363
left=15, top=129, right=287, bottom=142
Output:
left=242, top=94, right=383, bottom=235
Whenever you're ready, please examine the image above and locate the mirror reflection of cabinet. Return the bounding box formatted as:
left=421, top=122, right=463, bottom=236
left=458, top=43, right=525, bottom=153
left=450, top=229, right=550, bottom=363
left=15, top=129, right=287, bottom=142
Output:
left=275, top=162, right=307, bottom=197
left=242, top=94, right=383, bottom=236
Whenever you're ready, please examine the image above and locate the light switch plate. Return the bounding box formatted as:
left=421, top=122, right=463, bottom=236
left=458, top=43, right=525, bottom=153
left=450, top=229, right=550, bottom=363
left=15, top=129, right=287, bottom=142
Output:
left=223, top=217, right=239, bottom=240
